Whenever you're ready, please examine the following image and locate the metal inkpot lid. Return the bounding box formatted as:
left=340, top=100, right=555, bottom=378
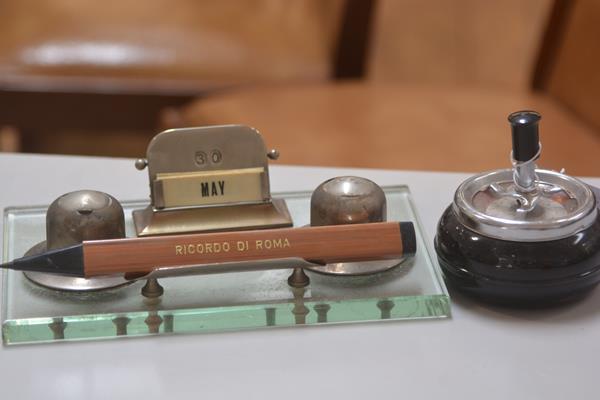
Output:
left=453, top=111, right=598, bottom=242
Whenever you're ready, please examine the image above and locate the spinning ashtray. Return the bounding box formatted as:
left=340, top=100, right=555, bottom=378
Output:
left=435, top=110, right=600, bottom=306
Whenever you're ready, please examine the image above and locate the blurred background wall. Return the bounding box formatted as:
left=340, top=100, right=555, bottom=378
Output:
left=0, top=0, right=598, bottom=174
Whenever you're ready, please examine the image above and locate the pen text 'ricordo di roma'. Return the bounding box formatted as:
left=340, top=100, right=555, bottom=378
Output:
left=175, top=237, right=291, bottom=255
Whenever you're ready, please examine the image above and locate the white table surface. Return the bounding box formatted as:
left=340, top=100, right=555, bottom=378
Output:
left=0, top=153, right=599, bottom=400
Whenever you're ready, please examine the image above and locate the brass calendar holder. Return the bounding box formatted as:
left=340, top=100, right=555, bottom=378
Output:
left=132, top=125, right=293, bottom=236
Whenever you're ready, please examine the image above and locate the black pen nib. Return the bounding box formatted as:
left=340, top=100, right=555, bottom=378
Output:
left=0, top=244, right=85, bottom=277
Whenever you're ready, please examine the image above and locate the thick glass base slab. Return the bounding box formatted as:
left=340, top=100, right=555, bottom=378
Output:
left=2, top=186, right=450, bottom=345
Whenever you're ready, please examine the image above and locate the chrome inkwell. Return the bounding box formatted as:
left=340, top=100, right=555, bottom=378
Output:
left=435, top=111, right=600, bottom=306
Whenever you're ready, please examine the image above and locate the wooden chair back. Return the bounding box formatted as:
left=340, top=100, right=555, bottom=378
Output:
left=534, top=0, right=600, bottom=131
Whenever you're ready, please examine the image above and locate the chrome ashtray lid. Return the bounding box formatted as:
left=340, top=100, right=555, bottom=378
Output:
left=453, top=168, right=597, bottom=242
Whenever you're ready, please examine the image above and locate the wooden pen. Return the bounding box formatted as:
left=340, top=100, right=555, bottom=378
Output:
left=1, top=222, right=416, bottom=278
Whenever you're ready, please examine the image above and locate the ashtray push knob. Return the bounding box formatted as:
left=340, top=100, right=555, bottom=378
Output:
left=508, top=110, right=541, bottom=192
left=508, top=110, right=541, bottom=163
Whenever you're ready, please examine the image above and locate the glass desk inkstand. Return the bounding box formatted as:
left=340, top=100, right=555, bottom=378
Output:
left=1, top=126, right=450, bottom=345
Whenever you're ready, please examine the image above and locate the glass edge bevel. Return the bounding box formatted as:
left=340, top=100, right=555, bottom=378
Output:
left=2, top=293, right=450, bottom=345
left=401, top=186, right=450, bottom=299
left=1, top=209, right=10, bottom=330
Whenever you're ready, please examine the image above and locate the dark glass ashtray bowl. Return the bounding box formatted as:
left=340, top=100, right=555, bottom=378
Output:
left=435, top=205, right=600, bottom=307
